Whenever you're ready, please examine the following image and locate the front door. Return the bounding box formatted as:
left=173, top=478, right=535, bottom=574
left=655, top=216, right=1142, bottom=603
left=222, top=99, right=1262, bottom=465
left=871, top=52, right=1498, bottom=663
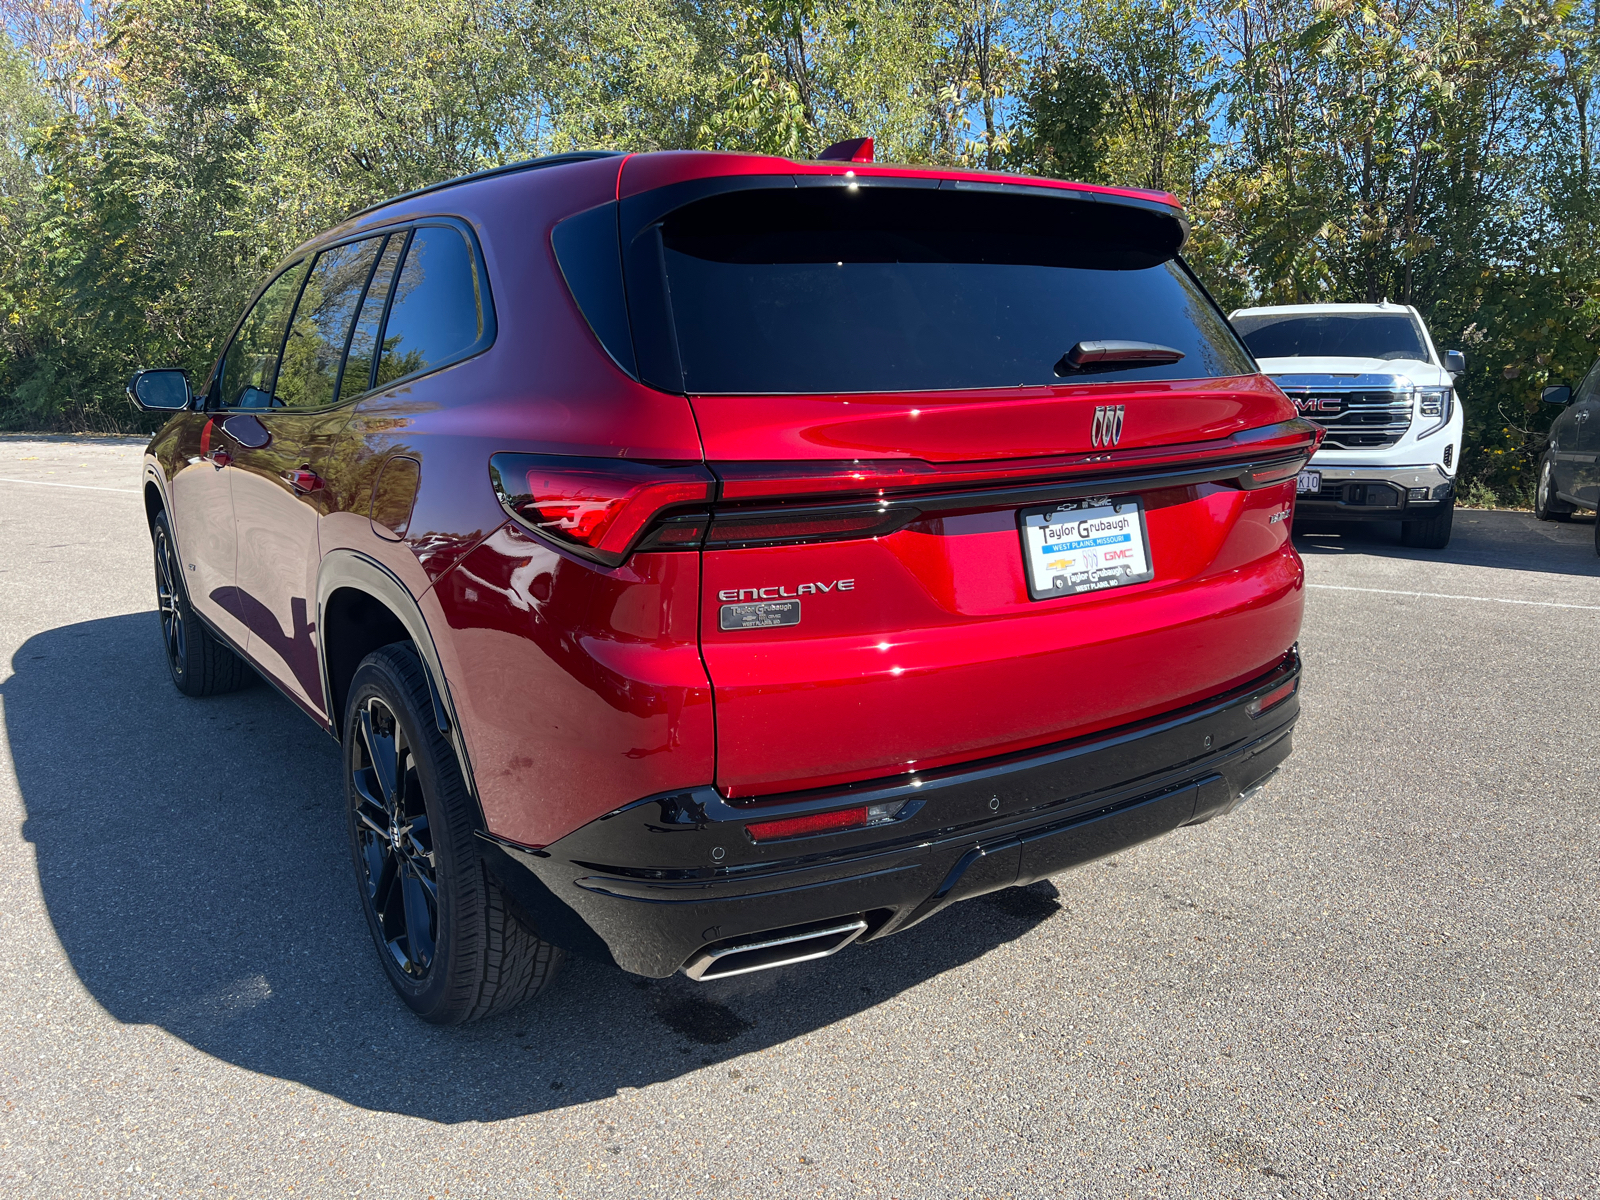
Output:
left=165, top=412, right=246, bottom=646
left=1569, top=362, right=1600, bottom=506
left=228, top=235, right=390, bottom=719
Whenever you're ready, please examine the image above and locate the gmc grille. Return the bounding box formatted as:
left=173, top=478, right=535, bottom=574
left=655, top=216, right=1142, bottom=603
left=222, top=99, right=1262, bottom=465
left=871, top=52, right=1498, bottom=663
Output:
left=1288, top=390, right=1411, bottom=449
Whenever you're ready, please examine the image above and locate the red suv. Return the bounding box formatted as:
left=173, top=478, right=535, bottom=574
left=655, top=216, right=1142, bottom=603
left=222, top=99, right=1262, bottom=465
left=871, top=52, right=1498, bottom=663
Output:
left=132, top=147, right=1315, bottom=1024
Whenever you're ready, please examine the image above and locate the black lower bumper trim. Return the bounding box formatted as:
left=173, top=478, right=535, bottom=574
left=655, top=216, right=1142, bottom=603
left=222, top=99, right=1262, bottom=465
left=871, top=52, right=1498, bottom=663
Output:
left=480, top=651, right=1301, bottom=977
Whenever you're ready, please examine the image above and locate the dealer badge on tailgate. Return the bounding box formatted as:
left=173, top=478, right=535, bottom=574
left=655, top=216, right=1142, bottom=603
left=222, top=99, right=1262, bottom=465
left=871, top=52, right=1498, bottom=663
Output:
left=1019, top=496, right=1155, bottom=601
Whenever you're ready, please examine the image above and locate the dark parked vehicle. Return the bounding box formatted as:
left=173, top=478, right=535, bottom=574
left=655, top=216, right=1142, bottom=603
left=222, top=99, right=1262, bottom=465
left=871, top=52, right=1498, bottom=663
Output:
left=132, top=147, right=1315, bottom=1023
left=1536, top=359, right=1600, bottom=553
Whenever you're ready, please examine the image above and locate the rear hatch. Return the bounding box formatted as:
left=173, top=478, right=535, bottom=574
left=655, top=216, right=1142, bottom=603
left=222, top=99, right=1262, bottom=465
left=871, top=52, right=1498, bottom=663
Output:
left=560, top=161, right=1315, bottom=799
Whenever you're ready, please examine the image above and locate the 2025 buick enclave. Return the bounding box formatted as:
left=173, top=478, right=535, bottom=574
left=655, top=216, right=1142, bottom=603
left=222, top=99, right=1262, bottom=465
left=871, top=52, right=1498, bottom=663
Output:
left=131, top=145, right=1316, bottom=1023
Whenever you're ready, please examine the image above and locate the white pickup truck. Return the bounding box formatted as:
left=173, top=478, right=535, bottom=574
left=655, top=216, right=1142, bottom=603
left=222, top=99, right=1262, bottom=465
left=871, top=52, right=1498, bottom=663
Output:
left=1229, top=302, right=1466, bottom=549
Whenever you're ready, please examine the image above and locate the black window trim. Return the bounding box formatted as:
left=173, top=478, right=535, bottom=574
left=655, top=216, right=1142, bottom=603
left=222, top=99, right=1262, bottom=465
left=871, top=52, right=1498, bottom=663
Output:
left=205, top=256, right=307, bottom=411
left=204, top=215, right=497, bottom=415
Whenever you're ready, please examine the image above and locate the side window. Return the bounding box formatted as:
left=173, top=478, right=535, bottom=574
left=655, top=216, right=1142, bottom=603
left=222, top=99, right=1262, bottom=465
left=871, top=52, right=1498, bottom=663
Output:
left=375, top=226, right=484, bottom=388
left=341, top=234, right=405, bottom=399
left=218, top=262, right=307, bottom=409
left=1575, top=359, right=1600, bottom=406
left=274, top=237, right=384, bottom=409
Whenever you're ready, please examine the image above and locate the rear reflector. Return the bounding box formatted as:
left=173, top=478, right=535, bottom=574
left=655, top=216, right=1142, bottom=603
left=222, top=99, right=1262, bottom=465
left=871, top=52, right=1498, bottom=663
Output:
left=488, top=454, right=713, bottom=566
left=746, top=800, right=906, bottom=843
left=746, top=806, right=868, bottom=842
left=1246, top=677, right=1297, bottom=718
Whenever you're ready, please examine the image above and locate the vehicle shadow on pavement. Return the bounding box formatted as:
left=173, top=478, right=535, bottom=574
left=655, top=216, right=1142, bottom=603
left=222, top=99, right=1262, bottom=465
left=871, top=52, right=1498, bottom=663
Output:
left=1293, top=507, right=1600, bottom=578
left=7, top=613, right=1055, bottom=1124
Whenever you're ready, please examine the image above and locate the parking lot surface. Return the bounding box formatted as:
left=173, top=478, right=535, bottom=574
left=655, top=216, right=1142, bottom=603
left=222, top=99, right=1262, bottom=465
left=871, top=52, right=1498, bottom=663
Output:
left=1, top=436, right=1597, bottom=1198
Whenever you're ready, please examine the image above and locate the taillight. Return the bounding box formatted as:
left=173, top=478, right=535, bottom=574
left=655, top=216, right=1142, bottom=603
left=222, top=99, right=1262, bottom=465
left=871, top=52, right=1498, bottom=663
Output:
left=488, top=454, right=714, bottom=566
left=1246, top=677, right=1297, bottom=718
left=1238, top=455, right=1311, bottom=489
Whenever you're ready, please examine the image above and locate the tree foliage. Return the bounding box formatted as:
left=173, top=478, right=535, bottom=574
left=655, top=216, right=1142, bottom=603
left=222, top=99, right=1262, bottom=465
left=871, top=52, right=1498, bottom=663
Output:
left=0, top=0, right=1594, bottom=501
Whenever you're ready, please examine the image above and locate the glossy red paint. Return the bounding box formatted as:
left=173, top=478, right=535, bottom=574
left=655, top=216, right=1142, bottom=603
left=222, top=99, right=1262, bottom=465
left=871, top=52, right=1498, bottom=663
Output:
left=617, top=148, right=1183, bottom=210
left=139, top=147, right=1306, bottom=861
left=431, top=524, right=713, bottom=848
left=700, top=481, right=1303, bottom=797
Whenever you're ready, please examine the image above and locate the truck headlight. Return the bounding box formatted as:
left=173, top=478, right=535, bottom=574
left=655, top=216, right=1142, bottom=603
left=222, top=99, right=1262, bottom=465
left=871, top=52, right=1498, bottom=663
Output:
left=1416, top=387, right=1453, bottom=438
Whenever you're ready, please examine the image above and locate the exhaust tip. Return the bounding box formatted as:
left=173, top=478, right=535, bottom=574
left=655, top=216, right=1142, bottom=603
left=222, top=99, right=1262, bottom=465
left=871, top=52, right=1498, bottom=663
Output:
left=683, top=916, right=869, bottom=982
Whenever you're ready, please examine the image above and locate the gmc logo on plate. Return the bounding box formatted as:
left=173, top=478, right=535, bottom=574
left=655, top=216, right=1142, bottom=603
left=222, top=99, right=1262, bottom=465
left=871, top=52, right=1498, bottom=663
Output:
left=1294, top=397, right=1343, bottom=414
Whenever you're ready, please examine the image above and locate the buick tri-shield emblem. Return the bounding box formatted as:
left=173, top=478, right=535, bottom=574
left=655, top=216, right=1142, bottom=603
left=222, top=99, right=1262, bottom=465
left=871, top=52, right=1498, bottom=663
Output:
left=1091, top=404, right=1126, bottom=448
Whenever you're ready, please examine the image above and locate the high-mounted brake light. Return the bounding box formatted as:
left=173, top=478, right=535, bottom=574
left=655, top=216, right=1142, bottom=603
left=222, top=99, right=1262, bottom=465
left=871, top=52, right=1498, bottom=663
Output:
left=488, top=454, right=713, bottom=566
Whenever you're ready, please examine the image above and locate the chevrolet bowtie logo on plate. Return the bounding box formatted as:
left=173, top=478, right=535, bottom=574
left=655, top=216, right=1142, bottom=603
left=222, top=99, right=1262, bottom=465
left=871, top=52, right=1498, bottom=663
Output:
left=1091, top=404, right=1126, bottom=448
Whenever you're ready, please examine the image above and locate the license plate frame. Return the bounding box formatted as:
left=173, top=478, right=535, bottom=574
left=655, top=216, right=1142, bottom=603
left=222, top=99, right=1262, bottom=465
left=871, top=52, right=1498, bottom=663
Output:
left=1296, top=470, right=1322, bottom=494
left=1018, top=495, right=1155, bottom=602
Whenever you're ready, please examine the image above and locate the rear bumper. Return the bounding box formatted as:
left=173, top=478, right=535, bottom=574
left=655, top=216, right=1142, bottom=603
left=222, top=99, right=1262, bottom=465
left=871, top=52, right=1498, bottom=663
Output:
left=479, top=650, right=1301, bottom=977
left=1295, top=463, right=1454, bottom=521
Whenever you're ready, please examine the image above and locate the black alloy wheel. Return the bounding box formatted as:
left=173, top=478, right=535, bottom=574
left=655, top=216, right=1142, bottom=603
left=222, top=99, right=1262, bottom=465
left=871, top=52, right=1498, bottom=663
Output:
left=351, top=694, right=440, bottom=980
left=151, top=511, right=254, bottom=696
left=343, top=643, right=563, bottom=1023
left=154, top=518, right=186, bottom=669
left=1535, top=455, right=1572, bottom=522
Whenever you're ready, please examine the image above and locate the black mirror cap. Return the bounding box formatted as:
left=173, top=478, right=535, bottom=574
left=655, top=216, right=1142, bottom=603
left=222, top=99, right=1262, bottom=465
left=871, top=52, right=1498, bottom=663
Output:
left=1445, top=349, right=1466, bottom=376
left=128, top=369, right=193, bottom=412
left=1543, top=384, right=1573, bottom=406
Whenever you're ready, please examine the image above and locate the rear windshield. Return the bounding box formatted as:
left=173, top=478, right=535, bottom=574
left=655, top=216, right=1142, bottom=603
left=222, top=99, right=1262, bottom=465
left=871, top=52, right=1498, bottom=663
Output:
left=649, top=187, right=1252, bottom=394
left=1232, top=312, right=1430, bottom=362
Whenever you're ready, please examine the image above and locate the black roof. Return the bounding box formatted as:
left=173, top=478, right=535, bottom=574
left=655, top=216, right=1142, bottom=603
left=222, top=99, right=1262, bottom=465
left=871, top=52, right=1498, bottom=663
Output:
left=347, top=151, right=626, bottom=220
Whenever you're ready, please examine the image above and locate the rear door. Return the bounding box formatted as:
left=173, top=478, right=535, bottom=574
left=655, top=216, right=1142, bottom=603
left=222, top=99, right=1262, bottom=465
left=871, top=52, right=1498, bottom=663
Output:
left=617, top=177, right=1309, bottom=798
left=227, top=235, right=392, bottom=715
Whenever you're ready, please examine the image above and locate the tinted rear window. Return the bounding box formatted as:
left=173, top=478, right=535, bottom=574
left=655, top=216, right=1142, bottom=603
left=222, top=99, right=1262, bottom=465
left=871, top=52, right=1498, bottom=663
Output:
left=649, top=187, right=1251, bottom=394
left=1232, top=312, right=1429, bottom=362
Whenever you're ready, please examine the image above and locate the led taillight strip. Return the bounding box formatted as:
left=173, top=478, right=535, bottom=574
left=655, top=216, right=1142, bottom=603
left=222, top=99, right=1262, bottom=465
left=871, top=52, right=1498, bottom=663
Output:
left=491, top=421, right=1320, bottom=564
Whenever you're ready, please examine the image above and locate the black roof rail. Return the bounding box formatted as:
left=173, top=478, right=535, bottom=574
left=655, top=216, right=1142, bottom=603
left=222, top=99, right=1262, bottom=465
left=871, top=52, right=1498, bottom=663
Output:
left=346, top=150, right=628, bottom=220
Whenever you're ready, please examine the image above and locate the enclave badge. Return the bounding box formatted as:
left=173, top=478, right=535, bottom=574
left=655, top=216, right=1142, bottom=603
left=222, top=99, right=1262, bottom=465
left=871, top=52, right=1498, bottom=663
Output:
left=1091, top=404, right=1126, bottom=448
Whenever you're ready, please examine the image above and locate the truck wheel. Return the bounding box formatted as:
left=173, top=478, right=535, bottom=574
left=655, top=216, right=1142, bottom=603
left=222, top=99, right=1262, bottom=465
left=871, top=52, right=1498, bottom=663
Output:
left=1535, top=456, right=1572, bottom=521
left=152, top=511, right=255, bottom=696
left=1401, top=501, right=1455, bottom=549
left=344, top=642, right=563, bottom=1023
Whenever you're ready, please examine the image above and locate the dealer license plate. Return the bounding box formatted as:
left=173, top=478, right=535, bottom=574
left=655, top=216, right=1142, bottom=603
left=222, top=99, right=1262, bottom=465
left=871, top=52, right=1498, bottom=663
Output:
left=1019, top=496, right=1154, bottom=601
left=1296, top=470, right=1321, bottom=494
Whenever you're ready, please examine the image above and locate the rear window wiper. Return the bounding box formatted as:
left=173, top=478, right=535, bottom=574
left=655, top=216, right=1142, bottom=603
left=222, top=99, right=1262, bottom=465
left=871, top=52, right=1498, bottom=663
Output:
left=1055, top=340, right=1185, bottom=377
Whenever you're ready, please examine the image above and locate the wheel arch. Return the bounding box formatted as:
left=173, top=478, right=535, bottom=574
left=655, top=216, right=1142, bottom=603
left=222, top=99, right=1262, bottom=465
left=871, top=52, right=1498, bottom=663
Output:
left=317, top=551, right=482, bottom=825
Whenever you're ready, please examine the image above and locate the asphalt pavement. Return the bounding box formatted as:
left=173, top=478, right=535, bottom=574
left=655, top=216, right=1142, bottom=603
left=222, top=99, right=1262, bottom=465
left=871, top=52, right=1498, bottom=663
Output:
left=1, top=436, right=1596, bottom=1198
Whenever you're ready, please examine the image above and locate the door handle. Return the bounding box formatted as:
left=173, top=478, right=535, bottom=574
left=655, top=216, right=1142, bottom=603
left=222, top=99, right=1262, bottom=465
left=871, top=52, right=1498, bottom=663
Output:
left=288, top=467, right=325, bottom=494
left=209, top=449, right=233, bottom=468
left=1578, top=411, right=1590, bottom=422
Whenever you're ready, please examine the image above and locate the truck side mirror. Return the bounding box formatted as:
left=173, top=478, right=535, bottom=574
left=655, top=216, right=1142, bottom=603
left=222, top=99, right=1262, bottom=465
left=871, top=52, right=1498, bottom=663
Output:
left=1543, top=385, right=1572, bottom=405
left=127, top=369, right=193, bottom=412
left=1445, top=350, right=1466, bottom=376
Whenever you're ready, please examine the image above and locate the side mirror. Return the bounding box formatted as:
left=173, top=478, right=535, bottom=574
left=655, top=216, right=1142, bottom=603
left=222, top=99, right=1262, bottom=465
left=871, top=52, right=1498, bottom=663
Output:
left=1543, top=385, right=1572, bottom=406
left=127, top=369, right=193, bottom=412
left=1445, top=349, right=1466, bottom=376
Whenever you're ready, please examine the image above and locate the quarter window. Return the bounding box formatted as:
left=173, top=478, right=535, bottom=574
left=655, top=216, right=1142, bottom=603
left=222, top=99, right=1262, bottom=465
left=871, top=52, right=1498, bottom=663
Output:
left=218, top=262, right=307, bottom=409
left=375, top=226, right=483, bottom=388
left=275, top=237, right=384, bottom=409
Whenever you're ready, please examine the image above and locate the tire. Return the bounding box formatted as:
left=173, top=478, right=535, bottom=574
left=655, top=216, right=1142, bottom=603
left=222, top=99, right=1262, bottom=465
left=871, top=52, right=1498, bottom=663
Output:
left=344, top=642, right=563, bottom=1023
left=1400, top=500, right=1455, bottom=549
left=152, top=511, right=255, bottom=696
left=1535, top=455, right=1573, bottom=521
